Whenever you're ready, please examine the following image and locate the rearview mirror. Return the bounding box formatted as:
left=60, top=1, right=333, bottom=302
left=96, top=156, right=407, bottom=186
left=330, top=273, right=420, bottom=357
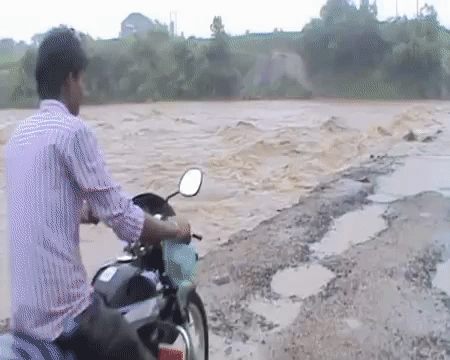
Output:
left=179, top=168, right=203, bottom=197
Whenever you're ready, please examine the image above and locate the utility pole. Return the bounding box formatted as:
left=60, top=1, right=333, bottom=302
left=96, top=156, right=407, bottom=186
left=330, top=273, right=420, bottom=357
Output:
left=170, top=12, right=174, bottom=36
left=175, top=11, right=177, bottom=36
left=396, top=0, right=398, bottom=17
left=417, top=0, right=419, bottom=16
left=170, top=11, right=177, bottom=36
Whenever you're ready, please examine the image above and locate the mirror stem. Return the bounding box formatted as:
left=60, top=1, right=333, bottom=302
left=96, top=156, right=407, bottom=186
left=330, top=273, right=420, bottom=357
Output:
left=165, top=191, right=180, bottom=202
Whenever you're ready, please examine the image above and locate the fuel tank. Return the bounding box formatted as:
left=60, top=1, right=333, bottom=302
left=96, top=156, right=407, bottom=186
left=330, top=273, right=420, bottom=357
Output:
left=92, top=262, right=160, bottom=309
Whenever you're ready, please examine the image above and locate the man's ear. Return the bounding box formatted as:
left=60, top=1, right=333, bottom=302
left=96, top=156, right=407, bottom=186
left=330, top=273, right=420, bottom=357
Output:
left=61, top=74, right=71, bottom=93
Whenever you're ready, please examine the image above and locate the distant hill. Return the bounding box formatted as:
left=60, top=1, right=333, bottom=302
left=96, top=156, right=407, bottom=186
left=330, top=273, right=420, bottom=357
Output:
left=242, top=51, right=313, bottom=97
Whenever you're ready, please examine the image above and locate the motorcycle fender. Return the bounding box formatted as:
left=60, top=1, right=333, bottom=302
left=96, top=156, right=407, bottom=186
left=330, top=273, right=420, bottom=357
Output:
left=176, top=280, right=195, bottom=319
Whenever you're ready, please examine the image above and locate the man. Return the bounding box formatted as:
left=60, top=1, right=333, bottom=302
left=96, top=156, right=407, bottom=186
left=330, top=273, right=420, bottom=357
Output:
left=4, top=26, right=190, bottom=360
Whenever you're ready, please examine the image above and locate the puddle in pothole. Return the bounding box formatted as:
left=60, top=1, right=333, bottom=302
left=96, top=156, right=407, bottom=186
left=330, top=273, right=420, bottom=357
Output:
left=248, top=264, right=335, bottom=332
left=433, top=259, right=450, bottom=295
left=271, top=264, right=335, bottom=298
left=369, top=156, right=450, bottom=203
left=248, top=298, right=301, bottom=330
left=431, top=232, right=450, bottom=295
left=310, top=205, right=388, bottom=259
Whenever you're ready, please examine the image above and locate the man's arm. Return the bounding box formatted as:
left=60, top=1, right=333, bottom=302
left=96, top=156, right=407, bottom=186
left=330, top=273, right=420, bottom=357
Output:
left=65, top=123, right=186, bottom=245
left=80, top=195, right=187, bottom=245
left=139, top=213, right=191, bottom=246
left=80, top=200, right=99, bottom=225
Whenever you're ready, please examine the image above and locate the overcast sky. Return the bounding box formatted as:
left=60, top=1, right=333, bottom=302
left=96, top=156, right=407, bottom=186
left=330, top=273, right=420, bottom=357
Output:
left=1, top=0, right=449, bottom=43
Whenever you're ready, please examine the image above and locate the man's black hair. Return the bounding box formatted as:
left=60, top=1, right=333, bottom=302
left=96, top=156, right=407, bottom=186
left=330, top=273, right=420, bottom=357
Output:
left=35, top=26, right=89, bottom=100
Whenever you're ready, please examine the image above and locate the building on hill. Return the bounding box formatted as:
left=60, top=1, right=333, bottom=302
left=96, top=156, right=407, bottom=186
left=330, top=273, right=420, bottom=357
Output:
left=120, top=13, right=154, bottom=38
left=120, top=13, right=169, bottom=38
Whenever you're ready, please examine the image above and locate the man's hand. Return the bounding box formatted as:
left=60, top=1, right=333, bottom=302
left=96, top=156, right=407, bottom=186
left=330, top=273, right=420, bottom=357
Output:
left=139, top=213, right=191, bottom=246
left=170, top=216, right=191, bottom=244
left=80, top=200, right=100, bottom=225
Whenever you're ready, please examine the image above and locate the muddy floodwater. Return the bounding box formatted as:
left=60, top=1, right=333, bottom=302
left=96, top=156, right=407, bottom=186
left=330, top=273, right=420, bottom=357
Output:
left=0, top=99, right=449, bottom=321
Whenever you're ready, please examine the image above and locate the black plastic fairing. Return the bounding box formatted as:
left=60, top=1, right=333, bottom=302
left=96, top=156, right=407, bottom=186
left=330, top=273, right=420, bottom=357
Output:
left=92, top=263, right=159, bottom=309
left=132, top=193, right=175, bottom=219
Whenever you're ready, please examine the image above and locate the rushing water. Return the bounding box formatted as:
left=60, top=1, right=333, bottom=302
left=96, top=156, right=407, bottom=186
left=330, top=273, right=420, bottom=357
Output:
left=0, top=99, right=448, bottom=320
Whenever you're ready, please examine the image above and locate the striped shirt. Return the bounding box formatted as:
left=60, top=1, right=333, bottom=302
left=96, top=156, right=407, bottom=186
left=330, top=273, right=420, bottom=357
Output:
left=4, top=100, right=146, bottom=341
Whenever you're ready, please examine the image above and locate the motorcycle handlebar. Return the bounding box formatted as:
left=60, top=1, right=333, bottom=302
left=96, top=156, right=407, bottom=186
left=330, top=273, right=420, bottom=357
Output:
left=126, top=233, right=203, bottom=253
left=192, top=233, right=203, bottom=241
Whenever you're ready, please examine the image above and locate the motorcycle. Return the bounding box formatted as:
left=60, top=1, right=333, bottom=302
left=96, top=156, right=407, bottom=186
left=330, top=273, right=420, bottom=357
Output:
left=0, top=168, right=209, bottom=360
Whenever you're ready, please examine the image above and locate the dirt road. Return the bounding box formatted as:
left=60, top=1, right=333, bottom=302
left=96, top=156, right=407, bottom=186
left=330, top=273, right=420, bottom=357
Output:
left=196, top=128, right=450, bottom=359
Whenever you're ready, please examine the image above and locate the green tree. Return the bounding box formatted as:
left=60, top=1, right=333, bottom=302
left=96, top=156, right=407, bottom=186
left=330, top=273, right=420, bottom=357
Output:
left=201, top=16, right=242, bottom=96
left=10, top=49, right=37, bottom=104
left=210, top=16, right=225, bottom=37
left=383, top=4, right=441, bottom=82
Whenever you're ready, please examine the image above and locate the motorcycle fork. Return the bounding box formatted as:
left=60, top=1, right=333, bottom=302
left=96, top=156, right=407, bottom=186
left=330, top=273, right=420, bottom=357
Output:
left=175, top=325, right=195, bottom=360
left=161, top=295, right=196, bottom=360
left=149, top=320, right=194, bottom=360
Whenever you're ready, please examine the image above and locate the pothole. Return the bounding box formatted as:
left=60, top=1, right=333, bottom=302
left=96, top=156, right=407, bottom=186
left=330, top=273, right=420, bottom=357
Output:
left=431, top=232, right=450, bottom=296
left=310, top=205, right=388, bottom=259
left=433, top=259, right=450, bottom=295
left=369, top=156, right=450, bottom=203
left=248, top=264, right=335, bottom=332
left=248, top=298, right=300, bottom=330
left=271, top=264, right=336, bottom=299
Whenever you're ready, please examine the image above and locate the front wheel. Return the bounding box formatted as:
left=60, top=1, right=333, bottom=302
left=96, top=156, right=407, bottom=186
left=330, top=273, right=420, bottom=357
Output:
left=185, top=291, right=209, bottom=360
